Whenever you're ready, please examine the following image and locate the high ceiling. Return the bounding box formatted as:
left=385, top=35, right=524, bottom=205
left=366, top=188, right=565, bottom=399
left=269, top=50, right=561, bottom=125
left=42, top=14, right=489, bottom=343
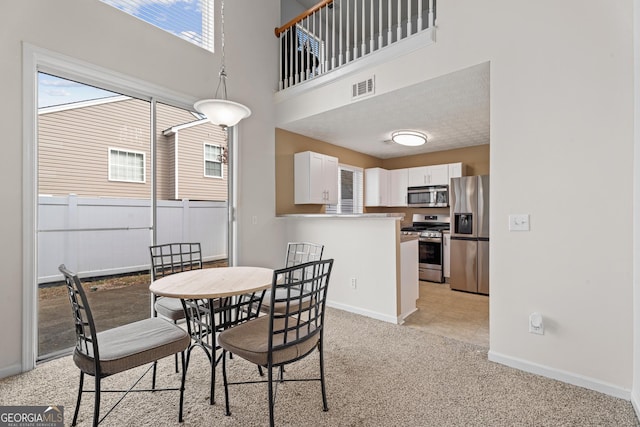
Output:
left=277, top=61, right=490, bottom=159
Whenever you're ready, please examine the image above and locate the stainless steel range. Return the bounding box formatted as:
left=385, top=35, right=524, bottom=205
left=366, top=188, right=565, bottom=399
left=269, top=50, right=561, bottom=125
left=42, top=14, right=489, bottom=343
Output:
left=401, top=214, right=450, bottom=283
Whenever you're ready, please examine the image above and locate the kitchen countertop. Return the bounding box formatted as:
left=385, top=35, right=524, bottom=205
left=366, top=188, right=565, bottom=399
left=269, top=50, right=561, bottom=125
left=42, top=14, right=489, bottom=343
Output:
left=400, top=234, right=419, bottom=243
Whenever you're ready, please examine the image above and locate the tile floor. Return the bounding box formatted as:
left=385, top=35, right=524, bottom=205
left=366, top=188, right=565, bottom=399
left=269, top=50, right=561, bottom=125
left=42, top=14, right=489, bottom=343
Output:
left=403, top=280, right=489, bottom=347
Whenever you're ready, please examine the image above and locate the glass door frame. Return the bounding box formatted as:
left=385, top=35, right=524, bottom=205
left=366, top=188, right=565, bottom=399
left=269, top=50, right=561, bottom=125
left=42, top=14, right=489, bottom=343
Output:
left=22, top=43, right=236, bottom=369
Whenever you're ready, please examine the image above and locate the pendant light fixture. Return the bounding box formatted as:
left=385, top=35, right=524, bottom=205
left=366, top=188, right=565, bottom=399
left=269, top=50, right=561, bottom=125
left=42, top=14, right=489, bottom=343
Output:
left=194, top=0, right=251, bottom=128
left=391, top=130, right=427, bottom=146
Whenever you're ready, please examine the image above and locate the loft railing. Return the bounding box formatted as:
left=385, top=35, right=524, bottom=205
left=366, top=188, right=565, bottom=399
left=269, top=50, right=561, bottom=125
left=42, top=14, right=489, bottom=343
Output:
left=275, top=0, right=436, bottom=91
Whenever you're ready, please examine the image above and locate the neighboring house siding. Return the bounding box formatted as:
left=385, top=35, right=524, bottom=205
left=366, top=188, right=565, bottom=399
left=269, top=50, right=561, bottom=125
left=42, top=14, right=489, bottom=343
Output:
left=39, top=98, right=151, bottom=198
left=176, top=125, right=227, bottom=201
left=38, top=98, right=227, bottom=201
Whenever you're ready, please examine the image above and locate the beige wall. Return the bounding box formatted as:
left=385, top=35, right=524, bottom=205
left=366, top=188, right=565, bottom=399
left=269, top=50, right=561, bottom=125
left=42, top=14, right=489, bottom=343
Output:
left=276, top=127, right=489, bottom=224
left=275, top=128, right=382, bottom=214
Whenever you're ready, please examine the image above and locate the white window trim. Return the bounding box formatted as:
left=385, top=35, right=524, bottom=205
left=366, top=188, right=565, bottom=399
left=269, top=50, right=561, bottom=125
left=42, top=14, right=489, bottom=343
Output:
left=203, top=143, right=224, bottom=179
left=326, top=163, right=364, bottom=214
left=100, top=0, right=215, bottom=53
left=108, top=147, right=147, bottom=183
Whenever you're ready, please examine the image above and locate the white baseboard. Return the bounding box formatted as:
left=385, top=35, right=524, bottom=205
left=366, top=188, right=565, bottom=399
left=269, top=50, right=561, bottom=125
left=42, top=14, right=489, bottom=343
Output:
left=327, top=300, right=398, bottom=324
left=398, top=307, right=419, bottom=324
left=631, top=390, right=640, bottom=420
left=0, top=363, right=24, bottom=380
left=488, top=350, right=631, bottom=400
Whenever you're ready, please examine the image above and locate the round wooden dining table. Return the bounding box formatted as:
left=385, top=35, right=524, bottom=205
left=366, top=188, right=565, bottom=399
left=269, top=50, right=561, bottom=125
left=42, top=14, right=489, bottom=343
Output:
left=149, top=266, right=274, bottom=406
left=149, top=266, right=274, bottom=299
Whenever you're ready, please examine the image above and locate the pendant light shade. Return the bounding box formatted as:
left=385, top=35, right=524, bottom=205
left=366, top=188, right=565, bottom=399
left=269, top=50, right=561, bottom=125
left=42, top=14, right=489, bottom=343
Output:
left=194, top=0, right=250, bottom=128
left=194, top=99, right=251, bottom=128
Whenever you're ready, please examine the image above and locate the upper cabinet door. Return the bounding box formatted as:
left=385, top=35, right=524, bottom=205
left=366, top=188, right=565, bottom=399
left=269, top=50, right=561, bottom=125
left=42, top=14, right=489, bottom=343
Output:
left=388, top=169, right=408, bottom=206
left=294, top=151, right=339, bottom=204
left=365, top=167, right=389, bottom=207
left=408, top=166, right=428, bottom=186
left=448, top=162, right=466, bottom=181
left=408, top=165, right=448, bottom=186
left=428, top=164, right=449, bottom=186
left=322, top=154, right=339, bottom=205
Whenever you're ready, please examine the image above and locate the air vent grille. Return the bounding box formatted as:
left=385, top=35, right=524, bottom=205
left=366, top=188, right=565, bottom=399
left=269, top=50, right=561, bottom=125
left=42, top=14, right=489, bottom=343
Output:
left=352, top=76, right=375, bottom=100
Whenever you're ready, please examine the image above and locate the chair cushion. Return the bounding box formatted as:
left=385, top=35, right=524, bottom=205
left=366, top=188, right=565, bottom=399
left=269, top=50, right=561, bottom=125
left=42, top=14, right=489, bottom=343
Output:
left=73, top=317, right=190, bottom=376
left=154, top=297, right=185, bottom=321
left=218, top=315, right=319, bottom=367
left=260, top=288, right=313, bottom=314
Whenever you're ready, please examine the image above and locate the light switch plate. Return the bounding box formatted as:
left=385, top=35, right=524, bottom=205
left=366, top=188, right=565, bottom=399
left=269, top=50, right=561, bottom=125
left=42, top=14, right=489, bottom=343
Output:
left=509, top=214, right=530, bottom=231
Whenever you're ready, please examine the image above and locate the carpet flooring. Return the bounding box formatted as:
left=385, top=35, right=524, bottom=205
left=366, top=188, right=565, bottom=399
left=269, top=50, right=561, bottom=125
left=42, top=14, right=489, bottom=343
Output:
left=1, top=307, right=638, bottom=426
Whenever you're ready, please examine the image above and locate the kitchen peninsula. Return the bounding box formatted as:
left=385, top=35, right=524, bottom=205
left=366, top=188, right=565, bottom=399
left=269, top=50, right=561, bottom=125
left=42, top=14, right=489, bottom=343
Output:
left=278, top=213, right=418, bottom=324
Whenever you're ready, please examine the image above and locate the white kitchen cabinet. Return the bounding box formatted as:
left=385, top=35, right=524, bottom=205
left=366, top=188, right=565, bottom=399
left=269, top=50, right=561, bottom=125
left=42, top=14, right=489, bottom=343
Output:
left=294, top=151, right=339, bottom=204
left=448, top=162, right=466, bottom=181
left=408, top=164, right=449, bottom=186
left=388, top=168, right=409, bottom=206
left=443, top=232, right=451, bottom=278
left=365, top=167, right=389, bottom=207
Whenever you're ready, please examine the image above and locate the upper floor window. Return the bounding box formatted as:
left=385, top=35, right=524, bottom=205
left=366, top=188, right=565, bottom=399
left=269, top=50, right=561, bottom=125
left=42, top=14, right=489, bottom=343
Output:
left=100, top=0, right=214, bottom=52
left=204, top=144, right=223, bottom=178
left=109, top=148, right=146, bottom=183
left=326, top=164, right=363, bottom=214
left=296, top=25, right=324, bottom=74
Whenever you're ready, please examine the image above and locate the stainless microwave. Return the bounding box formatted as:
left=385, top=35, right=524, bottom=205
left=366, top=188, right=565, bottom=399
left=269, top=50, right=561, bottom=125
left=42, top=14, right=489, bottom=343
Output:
left=407, top=185, right=449, bottom=207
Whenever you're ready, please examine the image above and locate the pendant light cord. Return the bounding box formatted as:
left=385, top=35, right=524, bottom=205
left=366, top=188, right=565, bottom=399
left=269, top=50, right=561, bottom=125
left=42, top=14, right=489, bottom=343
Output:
left=214, top=0, right=228, bottom=100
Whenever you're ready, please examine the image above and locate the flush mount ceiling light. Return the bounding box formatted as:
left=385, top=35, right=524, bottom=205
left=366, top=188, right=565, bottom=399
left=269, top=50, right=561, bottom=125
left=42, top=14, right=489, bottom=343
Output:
left=391, top=130, right=427, bottom=146
left=194, top=0, right=251, bottom=128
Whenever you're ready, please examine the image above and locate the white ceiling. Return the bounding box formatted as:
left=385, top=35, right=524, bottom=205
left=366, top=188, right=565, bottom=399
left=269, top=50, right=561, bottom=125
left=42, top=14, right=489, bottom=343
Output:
left=277, top=62, right=490, bottom=159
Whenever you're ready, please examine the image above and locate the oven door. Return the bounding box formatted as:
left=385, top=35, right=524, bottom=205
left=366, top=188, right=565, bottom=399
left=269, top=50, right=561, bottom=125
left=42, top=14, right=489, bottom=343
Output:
left=418, top=237, right=444, bottom=282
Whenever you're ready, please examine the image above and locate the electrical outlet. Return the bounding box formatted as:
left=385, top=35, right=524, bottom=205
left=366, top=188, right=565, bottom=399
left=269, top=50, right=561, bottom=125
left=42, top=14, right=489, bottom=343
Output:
left=350, top=278, right=357, bottom=289
left=529, top=312, right=544, bottom=335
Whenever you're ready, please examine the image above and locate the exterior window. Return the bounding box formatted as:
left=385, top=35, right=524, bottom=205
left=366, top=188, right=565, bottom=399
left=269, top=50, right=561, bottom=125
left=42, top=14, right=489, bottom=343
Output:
left=100, top=0, right=214, bottom=52
left=326, top=165, right=363, bottom=214
left=204, top=144, right=223, bottom=178
left=296, top=25, right=324, bottom=75
left=109, top=148, right=145, bottom=183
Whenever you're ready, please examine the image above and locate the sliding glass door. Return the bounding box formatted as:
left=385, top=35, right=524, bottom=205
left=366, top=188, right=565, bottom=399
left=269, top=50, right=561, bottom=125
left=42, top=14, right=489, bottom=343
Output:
left=36, top=72, right=230, bottom=360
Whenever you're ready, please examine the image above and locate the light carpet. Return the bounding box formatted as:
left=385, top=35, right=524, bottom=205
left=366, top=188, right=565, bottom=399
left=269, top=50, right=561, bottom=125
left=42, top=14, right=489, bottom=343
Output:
left=0, top=307, right=638, bottom=426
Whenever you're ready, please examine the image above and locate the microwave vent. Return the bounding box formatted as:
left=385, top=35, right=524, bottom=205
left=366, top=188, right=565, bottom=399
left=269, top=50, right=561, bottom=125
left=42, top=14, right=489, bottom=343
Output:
left=351, top=76, right=375, bottom=100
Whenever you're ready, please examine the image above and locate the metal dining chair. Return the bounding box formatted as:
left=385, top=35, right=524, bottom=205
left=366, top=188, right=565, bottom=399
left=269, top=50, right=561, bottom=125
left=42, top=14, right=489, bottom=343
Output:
left=59, top=264, right=190, bottom=427
left=149, top=242, right=202, bottom=372
left=260, top=242, right=324, bottom=314
left=219, top=259, right=334, bottom=427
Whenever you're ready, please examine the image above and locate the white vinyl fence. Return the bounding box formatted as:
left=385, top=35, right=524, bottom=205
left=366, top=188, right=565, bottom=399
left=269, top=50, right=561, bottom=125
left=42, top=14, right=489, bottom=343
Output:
left=38, top=195, right=228, bottom=283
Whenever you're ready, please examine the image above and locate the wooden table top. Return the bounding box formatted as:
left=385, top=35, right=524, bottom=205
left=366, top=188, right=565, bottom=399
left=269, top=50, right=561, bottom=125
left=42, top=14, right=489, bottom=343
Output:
left=149, top=266, right=274, bottom=299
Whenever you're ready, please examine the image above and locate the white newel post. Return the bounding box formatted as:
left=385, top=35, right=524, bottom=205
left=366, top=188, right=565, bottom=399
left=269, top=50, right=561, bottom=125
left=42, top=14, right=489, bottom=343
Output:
left=387, top=0, right=392, bottom=44
left=429, top=0, right=434, bottom=28
left=346, top=0, right=351, bottom=62
left=353, top=0, right=358, bottom=59
left=397, top=1, right=402, bottom=42
left=361, top=0, right=367, bottom=56
left=407, top=0, right=412, bottom=36
left=378, top=0, right=383, bottom=48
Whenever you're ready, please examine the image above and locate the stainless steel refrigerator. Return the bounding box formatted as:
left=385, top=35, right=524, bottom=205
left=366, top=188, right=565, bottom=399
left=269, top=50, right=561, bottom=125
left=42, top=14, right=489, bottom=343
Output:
left=449, top=175, right=489, bottom=294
